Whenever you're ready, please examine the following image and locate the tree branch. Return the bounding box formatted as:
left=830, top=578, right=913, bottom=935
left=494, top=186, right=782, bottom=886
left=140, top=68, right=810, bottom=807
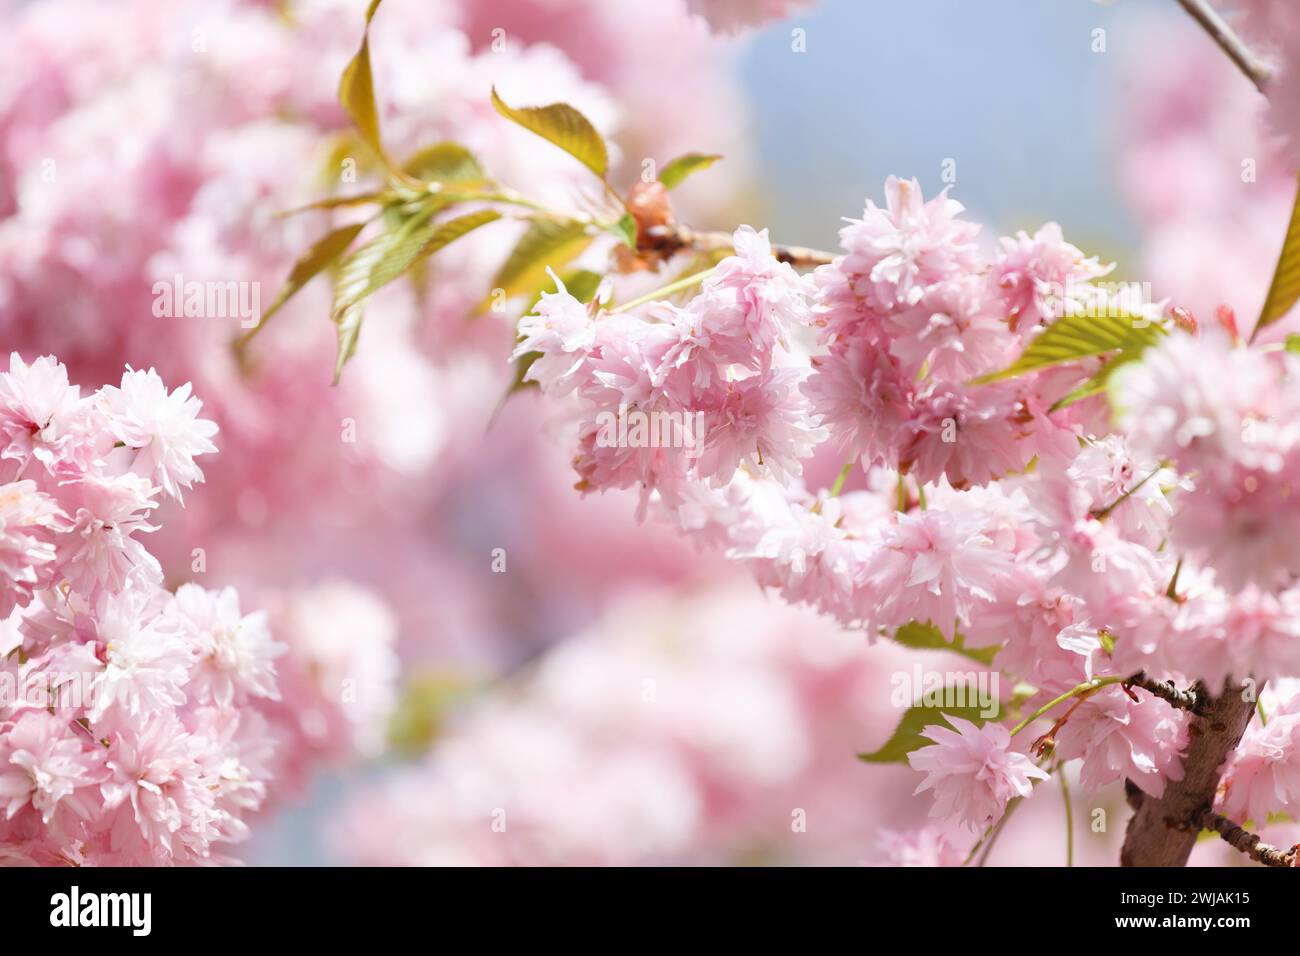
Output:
left=1120, top=682, right=1256, bottom=866
left=1125, top=672, right=1209, bottom=716
left=641, top=224, right=836, bottom=269
left=1197, top=807, right=1298, bottom=867
left=1175, top=0, right=1272, bottom=94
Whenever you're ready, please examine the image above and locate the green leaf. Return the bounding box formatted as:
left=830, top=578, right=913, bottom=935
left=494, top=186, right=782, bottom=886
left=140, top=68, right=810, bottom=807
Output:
left=1285, top=333, right=1300, bottom=354
left=479, top=218, right=593, bottom=313
left=333, top=299, right=367, bottom=384
left=339, top=208, right=502, bottom=313
left=1048, top=349, right=1147, bottom=412
left=658, top=152, right=722, bottom=189
left=244, top=221, right=366, bottom=342
left=402, top=141, right=487, bottom=185
left=973, top=308, right=1166, bottom=385
left=612, top=212, right=637, bottom=249
left=387, top=672, right=470, bottom=756
left=892, top=620, right=997, bottom=667
left=278, top=192, right=391, bottom=216
left=857, top=706, right=991, bottom=764
left=338, top=0, right=386, bottom=164
left=331, top=208, right=502, bottom=381
left=1257, top=175, right=1300, bottom=337
left=490, top=87, right=608, bottom=179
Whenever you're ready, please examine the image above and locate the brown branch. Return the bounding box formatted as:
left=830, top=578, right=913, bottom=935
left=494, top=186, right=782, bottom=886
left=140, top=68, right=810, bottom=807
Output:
left=1197, top=807, right=1298, bottom=867
left=1175, top=0, right=1272, bottom=94
left=673, top=227, right=836, bottom=268
left=1125, top=672, right=1209, bottom=716
left=1121, top=681, right=1256, bottom=866
left=622, top=179, right=836, bottom=270
left=636, top=222, right=836, bottom=270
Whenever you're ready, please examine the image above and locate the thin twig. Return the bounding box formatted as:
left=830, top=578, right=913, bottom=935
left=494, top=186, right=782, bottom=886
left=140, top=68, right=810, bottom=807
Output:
left=1175, top=0, right=1271, bottom=94
left=1125, top=672, right=1209, bottom=716
left=652, top=225, right=836, bottom=269
left=1197, top=808, right=1297, bottom=867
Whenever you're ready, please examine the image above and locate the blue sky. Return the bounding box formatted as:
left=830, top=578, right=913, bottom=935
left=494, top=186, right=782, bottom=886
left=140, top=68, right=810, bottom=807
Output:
left=739, top=0, right=1160, bottom=254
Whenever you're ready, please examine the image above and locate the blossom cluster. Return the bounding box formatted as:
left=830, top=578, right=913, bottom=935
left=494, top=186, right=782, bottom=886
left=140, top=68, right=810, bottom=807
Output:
left=0, top=0, right=752, bottom=844
left=516, top=174, right=1300, bottom=840
left=0, top=353, right=279, bottom=865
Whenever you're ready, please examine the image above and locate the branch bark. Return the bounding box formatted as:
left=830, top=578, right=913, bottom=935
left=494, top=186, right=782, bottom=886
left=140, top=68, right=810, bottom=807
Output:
left=1175, top=0, right=1272, bottom=94
left=1126, top=672, right=1209, bottom=716
left=1197, top=808, right=1297, bottom=867
left=638, top=223, right=836, bottom=269
left=1120, top=682, right=1256, bottom=866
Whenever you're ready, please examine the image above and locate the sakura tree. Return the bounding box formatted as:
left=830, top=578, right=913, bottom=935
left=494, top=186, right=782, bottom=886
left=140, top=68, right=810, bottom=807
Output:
left=245, top=0, right=1300, bottom=868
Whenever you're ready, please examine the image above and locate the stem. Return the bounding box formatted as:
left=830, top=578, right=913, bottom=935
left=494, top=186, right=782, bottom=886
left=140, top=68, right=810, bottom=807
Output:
left=828, top=461, right=853, bottom=498
left=611, top=267, right=715, bottom=313
left=1090, top=466, right=1162, bottom=521
left=1009, top=677, right=1125, bottom=737
left=442, top=188, right=552, bottom=213
left=963, top=795, right=1022, bottom=867
left=1175, top=0, right=1271, bottom=94
left=1197, top=808, right=1297, bottom=867
left=1059, top=768, right=1075, bottom=867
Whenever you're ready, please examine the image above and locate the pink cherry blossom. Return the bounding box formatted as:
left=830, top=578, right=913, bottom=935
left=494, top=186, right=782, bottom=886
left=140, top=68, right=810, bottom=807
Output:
left=1219, top=688, right=1300, bottom=824
left=1051, top=685, right=1188, bottom=798
left=95, top=367, right=219, bottom=503
left=861, top=507, right=1024, bottom=639
left=0, top=481, right=62, bottom=616
left=907, top=717, right=1048, bottom=832
left=833, top=176, right=983, bottom=315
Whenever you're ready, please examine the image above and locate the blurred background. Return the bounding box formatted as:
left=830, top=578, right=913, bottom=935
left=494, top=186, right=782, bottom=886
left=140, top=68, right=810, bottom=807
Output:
left=1, top=0, right=1291, bottom=865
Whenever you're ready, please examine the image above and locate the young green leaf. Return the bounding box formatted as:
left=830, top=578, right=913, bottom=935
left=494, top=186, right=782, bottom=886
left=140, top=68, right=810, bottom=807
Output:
left=857, top=706, right=991, bottom=764
left=338, top=208, right=502, bottom=316
left=387, top=671, right=471, bottom=756
left=402, top=141, right=487, bottom=185
left=1254, top=174, right=1300, bottom=339
left=490, top=87, right=608, bottom=179
left=612, top=212, right=637, bottom=249
left=479, top=219, right=593, bottom=313
left=1047, top=350, right=1145, bottom=412
left=658, top=152, right=722, bottom=189
left=892, top=620, right=997, bottom=666
left=330, top=209, right=502, bottom=381
left=973, top=309, right=1165, bottom=385
left=339, top=0, right=386, bottom=164
left=333, top=299, right=367, bottom=385
left=277, top=192, right=391, bottom=217
left=242, top=221, right=366, bottom=343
